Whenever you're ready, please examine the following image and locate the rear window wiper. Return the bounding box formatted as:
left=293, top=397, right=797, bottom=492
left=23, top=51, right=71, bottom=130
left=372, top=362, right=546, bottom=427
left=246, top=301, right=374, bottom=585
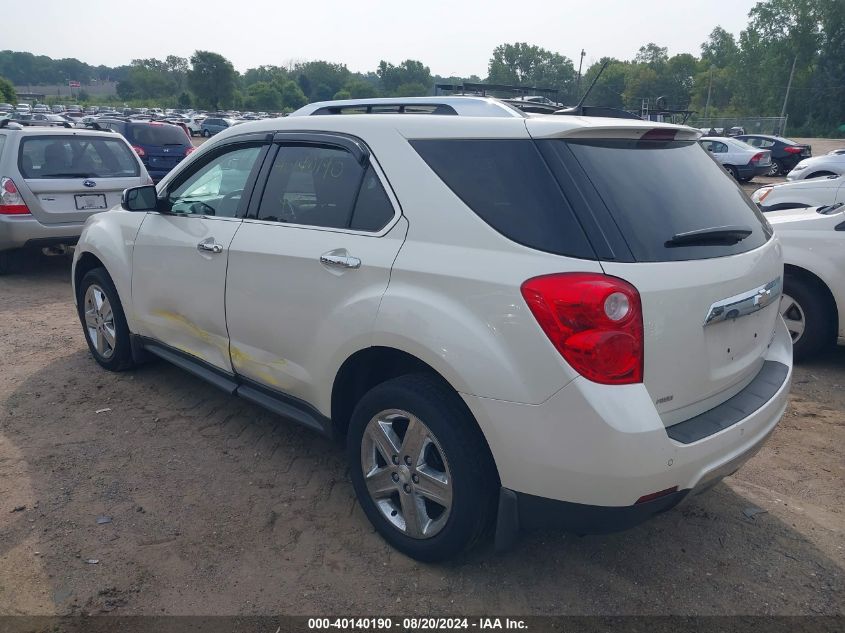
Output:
left=665, top=225, right=753, bottom=247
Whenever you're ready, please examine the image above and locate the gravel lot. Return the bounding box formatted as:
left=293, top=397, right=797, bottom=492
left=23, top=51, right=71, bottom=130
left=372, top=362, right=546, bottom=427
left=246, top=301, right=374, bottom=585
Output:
left=0, top=137, right=843, bottom=617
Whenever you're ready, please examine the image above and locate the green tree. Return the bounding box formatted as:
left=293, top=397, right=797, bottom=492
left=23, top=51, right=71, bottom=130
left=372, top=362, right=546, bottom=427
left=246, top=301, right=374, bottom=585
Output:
left=343, top=79, right=379, bottom=99
left=188, top=50, right=237, bottom=110
left=488, top=43, right=576, bottom=102
left=635, top=43, right=669, bottom=67
left=244, top=81, right=283, bottom=111
left=177, top=91, right=192, bottom=108
left=0, top=75, right=16, bottom=103
left=377, top=60, right=432, bottom=96
left=279, top=80, right=307, bottom=111
left=293, top=61, right=350, bottom=101
left=579, top=59, right=628, bottom=108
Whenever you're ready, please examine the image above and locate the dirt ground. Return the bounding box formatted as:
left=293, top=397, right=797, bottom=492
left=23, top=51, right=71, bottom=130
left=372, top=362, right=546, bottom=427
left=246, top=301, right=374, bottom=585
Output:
left=1, top=138, right=844, bottom=618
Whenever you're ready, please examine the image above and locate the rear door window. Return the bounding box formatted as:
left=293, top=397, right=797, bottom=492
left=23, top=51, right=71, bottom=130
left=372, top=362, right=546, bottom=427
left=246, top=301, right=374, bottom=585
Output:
left=18, top=136, right=140, bottom=179
left=540, top=139, right=771, bottom=262
left=410, top=139, right=595, bottom=259
left=256, top=144, right=365, bottom=229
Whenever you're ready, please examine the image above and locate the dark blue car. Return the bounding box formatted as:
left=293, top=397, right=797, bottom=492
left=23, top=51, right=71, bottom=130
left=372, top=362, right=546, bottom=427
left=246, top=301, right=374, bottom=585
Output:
left=93, top=119, right=193, bottom=182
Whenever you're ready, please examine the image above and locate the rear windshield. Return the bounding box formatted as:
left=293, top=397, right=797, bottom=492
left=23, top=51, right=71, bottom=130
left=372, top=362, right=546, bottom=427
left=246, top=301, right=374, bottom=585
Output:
left=128, top=123, right=188, bottom=146
left=19, top=135, right=140, bottom=179
left=540, top=139, right=772, bottom=262
left=410, top=139, right=595, bottom=259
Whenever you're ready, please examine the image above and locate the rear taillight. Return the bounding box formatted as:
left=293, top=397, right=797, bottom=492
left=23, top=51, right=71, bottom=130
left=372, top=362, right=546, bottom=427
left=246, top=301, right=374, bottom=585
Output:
left=185, top=146, right=195, bottom=157
left=0, top=177, right=31, bottom=215
left=521, top=273, right=644, bottom=385
left=132, top=145, right=146, bottom=157
left=783, top=146, right=802, bottom=155
left=750, top=152, right=766, bottom=164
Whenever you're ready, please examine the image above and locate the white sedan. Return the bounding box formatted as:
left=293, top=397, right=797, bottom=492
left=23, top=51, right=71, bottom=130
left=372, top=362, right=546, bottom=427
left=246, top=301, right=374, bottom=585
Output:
left=699, top=136, right=772, bottom=182
left=786, top=149, right=845, bottom=181
left=752, top=174, right=845, bottom=211
left=768, top=204, right=845, bottom=359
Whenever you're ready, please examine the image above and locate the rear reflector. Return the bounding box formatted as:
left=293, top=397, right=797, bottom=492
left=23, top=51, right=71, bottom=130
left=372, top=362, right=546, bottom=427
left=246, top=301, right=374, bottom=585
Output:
left=521, top=273, right=644, bottom=385
left=0, top=177, right=31, bottom=215
left=636, top=486, right=678, bottom=504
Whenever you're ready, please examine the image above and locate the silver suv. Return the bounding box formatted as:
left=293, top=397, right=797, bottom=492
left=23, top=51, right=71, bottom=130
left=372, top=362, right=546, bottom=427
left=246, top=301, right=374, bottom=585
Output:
left=0, top=122, right=150, bottom=273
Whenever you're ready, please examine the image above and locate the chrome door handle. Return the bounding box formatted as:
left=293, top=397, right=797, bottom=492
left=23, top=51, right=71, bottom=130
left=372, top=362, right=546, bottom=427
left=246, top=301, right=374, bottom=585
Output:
left=320, top=253, right=361, bottom=269
left=197, top=238, right=224, bottom=254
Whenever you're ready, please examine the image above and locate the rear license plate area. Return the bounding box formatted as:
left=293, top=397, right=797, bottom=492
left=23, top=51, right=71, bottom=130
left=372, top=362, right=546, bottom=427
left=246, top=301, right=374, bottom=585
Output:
left=74, top=194, right=107, bottom=210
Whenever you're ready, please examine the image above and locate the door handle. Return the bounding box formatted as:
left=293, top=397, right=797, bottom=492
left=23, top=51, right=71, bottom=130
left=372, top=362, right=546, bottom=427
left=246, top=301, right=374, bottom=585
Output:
left=197, top=238, right=224, bottom=254
left=320, top=253, right=361, bottom=269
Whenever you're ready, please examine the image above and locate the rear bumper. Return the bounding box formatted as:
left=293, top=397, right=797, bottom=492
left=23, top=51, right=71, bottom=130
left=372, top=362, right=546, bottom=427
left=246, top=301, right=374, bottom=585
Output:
left=462, top=317, right=793, bottom=547
left=0, top=215, right=83, bottom=252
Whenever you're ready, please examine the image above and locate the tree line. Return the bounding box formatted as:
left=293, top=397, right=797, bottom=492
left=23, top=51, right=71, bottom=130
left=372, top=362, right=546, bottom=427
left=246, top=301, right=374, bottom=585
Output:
left=1, top=0, right=842, bottom=136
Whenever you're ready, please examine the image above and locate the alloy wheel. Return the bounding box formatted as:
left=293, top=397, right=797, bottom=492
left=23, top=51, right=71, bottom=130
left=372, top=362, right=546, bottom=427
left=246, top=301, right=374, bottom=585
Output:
left=780, top=293, right=806, bottom=344
left=360, top=409, right=453, bottom=539
left=83, top=284, right=116, bottom=359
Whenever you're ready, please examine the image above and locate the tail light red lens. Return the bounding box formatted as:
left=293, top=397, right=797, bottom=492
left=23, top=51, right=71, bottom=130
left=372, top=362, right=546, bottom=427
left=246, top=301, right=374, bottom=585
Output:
left=750, top=152, right=765, bottom=163
left=783, top=146, right=802, bottom=154
left=185, top=146, right=195, bottom=157
left=0, top=177, right=31, bottom=215
left=132, top=145, right=146, bottom=157
left=521, top=273, right=644, bottom=385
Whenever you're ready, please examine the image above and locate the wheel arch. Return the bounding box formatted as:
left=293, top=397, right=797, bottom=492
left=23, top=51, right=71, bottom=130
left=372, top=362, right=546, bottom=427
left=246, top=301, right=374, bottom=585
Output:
left=331, top=347, right=491, bottom=449
left=784, top=263, right=839, bottom=340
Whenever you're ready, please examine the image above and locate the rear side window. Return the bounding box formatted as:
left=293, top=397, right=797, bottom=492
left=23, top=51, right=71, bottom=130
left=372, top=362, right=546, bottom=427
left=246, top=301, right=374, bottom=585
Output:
left=411, top=139, right=595, bottom=259
left=18, top=136, right=140, bottom=179
left=350, top=165, right=395, bottom=231
left=542, top=139, right=771, bottom=262
left=0, top=134, right=6, bottom=159
left=128, top=123, right=188, bottom=146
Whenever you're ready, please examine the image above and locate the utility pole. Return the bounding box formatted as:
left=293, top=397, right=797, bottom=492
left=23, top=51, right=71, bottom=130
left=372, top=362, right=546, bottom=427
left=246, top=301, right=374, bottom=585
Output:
left=704, top=66, right=714, bottom=119
left=576, top=49, right=586, bottom=96
left=780, top=54, right=797, bottom=119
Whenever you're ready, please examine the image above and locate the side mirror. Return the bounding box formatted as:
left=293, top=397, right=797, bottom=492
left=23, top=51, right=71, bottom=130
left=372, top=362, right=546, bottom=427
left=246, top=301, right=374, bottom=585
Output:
left=122, top=185, right=158, bottom=212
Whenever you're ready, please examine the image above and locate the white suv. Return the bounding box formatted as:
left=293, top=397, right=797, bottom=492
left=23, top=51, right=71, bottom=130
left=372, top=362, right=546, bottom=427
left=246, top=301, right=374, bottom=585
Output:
left=71, top=105, right=793, bottom=561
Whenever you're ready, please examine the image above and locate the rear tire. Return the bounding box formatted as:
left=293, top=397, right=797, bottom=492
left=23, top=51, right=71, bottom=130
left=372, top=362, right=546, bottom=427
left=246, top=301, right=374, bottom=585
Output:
left=782, top=273, right=833, bottom=361
left=347, top=373, right=497, bottom=562
left=76, top=267, right=135, bottom=371
left=202, top=129, right=211, bottom=138
left=768, top=160, right=783, bottom=177
left=726, top=165, right=740, bottom=180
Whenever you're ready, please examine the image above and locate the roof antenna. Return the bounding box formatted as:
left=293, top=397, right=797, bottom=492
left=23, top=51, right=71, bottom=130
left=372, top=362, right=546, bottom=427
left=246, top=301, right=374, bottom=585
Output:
left=556, top=59, right=610, bottom=116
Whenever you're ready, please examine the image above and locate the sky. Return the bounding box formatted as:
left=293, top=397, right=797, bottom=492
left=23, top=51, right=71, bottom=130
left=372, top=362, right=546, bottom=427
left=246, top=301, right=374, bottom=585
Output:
left=2, top=0, right=761, bottom=77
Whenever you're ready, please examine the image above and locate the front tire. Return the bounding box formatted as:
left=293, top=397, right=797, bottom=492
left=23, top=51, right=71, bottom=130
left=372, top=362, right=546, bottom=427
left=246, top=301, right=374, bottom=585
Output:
left=76, top=268, right=135, bottom=371
left=781, top=274, right=833, bottom=361
left=347, top=374, right=497, bottom=562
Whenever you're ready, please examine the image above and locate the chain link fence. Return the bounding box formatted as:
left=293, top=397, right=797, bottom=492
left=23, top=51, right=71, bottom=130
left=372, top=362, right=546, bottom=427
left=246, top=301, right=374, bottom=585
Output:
left=691, top=116, right=788, bottom=136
